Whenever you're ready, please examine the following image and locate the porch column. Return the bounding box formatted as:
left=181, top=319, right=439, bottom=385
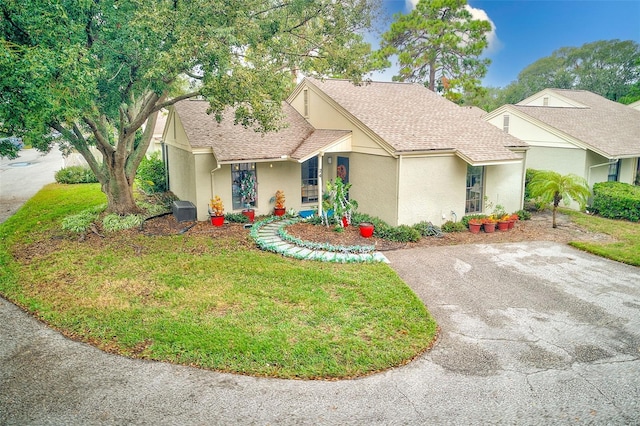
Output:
left=317, top=153, right=324, bottom=216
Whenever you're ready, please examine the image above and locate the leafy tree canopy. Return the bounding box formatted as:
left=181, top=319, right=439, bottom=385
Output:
left=0, top=0, right=379, bottom=213
left=374, top=0, right=491, bottom=102
left=473, top=39, right=640, bottom=110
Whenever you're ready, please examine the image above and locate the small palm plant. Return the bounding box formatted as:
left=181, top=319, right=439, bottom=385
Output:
left=527, top=170, right=590, bottom=228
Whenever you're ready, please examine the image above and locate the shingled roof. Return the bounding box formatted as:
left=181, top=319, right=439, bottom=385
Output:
left=172, top=100, right=349, bottom=162
left=512, top=89, right=640, bottom=158
left=304, top=78, right=527, bottom=164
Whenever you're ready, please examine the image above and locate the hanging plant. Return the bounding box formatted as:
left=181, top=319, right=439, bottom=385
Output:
left=239, top=172, right=256, bottom=208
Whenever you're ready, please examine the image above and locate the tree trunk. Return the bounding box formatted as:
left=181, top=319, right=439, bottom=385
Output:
left=103, top=163, right=141, bottom=215
left=552, top=206, right=557, bottom=228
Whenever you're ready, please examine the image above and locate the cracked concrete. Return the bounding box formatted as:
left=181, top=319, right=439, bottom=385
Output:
left=2, top=235, right=640, bottom=423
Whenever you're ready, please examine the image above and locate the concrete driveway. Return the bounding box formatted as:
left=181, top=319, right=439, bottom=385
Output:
left=1, top=239, right=639, bottom=425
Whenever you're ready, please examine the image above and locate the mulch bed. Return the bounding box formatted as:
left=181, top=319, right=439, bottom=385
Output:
left=131, top=210, right=615, bottom=252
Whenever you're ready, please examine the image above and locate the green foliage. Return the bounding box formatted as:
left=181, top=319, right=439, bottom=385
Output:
left=528, top=170, right=591, bottom=228
left=375, top=0, right=491, bottom=98
left=224, top=213, right=250, bottom=224
left=323, top=177, right=358, bottom=227
left=55, top=166, right=98, bottom=184
left=0, top=184, right=438, bottom=379
left=135, top=151, right=167, bottom=194
left=487, top=40, right=640, bottom=107
left=413, top=221, right=443, bottom=237
left=441, top=220, right=467, bottom=233
left=461, top=214, right=487, bottom=227
left=102, top=214, right=144, bottom=232
left=592, top=182, right=640, bottom=222
left=514, top=209, right=532, bottom=221
left=61, top=204, right=107, bottom=233
left=0, top=0, right=378, bottom=212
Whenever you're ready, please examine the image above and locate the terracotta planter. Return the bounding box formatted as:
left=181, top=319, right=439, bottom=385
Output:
left=497, top=220, right=510, bottom=231
left=508, top=219, right=515, bottom=229
left=468, top=222, right=482, bottom=234
left=359, top=222, right=374, bottom=238
left=242, top=209, right=255, bottom=222
left=483, top=222, right=496, bottom=233
left=274, top=207, right=286, bottom=217
left=211, top=215, right=224, bottom=227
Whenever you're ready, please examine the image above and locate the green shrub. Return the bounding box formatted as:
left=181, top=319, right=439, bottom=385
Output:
left=461, top=214, right=487, bottom=227
left=61, top=204, right=106, bottom=233
left=413, top=221, right=444, bottom=236
left=514, top=209, right=531, bottom=220
left=55, top=166, right=98, bottom=184
left=225, top=212, right=250, bottom=223
left=102, top=214, right=144, bottom=232
left=441, top=220, right=467, bottom=233
left=135, top=151, right=167, bottom=194
left=592, top=182, right=640, bottom=222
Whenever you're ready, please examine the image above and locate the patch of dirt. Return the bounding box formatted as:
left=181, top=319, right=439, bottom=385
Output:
left=15, top=210, right=616, bottom=261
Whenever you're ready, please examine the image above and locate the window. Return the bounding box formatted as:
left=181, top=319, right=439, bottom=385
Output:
left=608, top=160, right=620, bottom=182
left=301, top=158, right=318, bottom=203
left=635, top=159, right=640, bottom=185
left=543, top=97, right=549, bottom=106
left=231, top=163, right=257, bottom=210
left=502, top=115, right=509, bottom=133
left=465, top=165, right=484, bottom=214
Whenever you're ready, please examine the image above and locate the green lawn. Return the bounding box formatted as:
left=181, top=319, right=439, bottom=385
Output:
left=0, top=183, right=437, bottom=379
left=563, top=208, right=640, bottom=266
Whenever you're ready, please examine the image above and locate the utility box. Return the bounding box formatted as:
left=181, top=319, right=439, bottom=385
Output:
left=172, top=201, right=196, bottom=222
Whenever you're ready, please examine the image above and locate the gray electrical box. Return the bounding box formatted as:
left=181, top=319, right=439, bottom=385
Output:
left=172, top=201, right=196, bottom=222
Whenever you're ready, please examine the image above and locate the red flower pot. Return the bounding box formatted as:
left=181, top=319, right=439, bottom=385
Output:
left=483, top=222, right=496, bottom=233
left=497, top=220, right=510, bottom=231
left=274, top=207, right=286, bottom=216
left=242, top=209, right=255, bottom=222
left=211, top=215, right=224, bottom=227
left=508, top=220, right=515, bottom=229
left=359, top=222, right=374, bottom=238
left=469, top=222, right=482, bottom=234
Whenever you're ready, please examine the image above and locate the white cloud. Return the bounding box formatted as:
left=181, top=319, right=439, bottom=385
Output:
left=465, top=5, right=502, bottom=54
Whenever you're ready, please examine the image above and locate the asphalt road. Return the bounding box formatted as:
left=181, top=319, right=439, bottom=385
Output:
left=0, top=147, right=65, bottom=223
left=1, top=239, right=639, bottom=425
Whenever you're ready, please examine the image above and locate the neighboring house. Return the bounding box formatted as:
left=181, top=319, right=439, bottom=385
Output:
left=485, top=89, right=640, bottom=190
left=163, top=78, right=528, bottom=225
left=629, top=99, right=640, bottom=112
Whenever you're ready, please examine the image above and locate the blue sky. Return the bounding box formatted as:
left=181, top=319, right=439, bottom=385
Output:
left=373, top=0, right=640, bottom=87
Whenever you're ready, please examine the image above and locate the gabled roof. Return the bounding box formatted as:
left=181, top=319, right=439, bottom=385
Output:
left=511, top=89, right=640, bottom=158
left=301, top=78, right=527, bottom=164
left=172, top=100, right=349, bottom=162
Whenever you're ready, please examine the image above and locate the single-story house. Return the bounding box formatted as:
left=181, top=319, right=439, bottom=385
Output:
left=484, top=89, right=640, bottom=188
left=162, top=78, right=528, bottom=225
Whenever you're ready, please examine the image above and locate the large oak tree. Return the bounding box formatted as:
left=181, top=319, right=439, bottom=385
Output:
left=0, top=0, right=378, bottom=214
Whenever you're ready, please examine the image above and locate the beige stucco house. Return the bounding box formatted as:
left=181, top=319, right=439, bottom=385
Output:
left=484, top=89, right=640, bottom=189
left=163, top=78, right=528, bottom=225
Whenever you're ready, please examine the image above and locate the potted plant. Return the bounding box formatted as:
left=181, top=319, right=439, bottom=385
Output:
left=468, top=218, right=483, bottom=234
left=209, top=196, right=225, bottom=226
left=497, top=214, right=511, bottom=231
left=482, top=216, right=497, bottom=233
left=324, top=177, right=358, bottom=227
left=239, top=173, right=257, bottom=222
left=359, top=222, right=375, bottom=238
left=273, top=189, right=286, bottom=216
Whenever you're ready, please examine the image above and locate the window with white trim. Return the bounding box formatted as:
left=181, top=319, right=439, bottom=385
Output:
left=301, top=158, right=318, bottom=203
left=231, top=163, right=257, bottom=210
left=502, top=115, right=509, bottom=133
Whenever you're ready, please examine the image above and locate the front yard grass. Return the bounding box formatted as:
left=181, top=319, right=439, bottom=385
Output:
left=0, top=184, right=437, bottom=380
left=563, top=208, right=640, bottom=266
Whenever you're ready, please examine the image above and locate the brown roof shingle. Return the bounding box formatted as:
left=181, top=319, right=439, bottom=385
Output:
left=173, top=100, right=349, bottom=162
left=306, top=78, right=526, bottom=163
left=514, top=89, right=640, bottom=158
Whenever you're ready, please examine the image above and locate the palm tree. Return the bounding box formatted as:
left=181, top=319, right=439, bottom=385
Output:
left=528, top=170, right=591, bottom=228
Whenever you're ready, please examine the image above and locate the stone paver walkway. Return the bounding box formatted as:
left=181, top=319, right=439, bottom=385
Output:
left=252, top=218, right=389, bottom=263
